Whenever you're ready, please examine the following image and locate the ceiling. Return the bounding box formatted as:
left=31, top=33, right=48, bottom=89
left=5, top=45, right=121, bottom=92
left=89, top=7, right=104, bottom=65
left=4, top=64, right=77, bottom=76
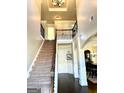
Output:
left=41, top=0, right=77, bottom=28
left=40, top=0, right=97, bottom=44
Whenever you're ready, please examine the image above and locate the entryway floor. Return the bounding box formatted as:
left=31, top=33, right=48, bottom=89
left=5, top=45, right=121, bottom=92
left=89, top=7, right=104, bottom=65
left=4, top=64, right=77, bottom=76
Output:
left=58, top=74, right=97, bottom=93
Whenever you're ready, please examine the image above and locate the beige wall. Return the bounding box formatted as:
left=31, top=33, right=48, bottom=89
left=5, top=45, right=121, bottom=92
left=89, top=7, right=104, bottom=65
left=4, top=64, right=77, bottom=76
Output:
left=27, top=0, right=43, bottom=71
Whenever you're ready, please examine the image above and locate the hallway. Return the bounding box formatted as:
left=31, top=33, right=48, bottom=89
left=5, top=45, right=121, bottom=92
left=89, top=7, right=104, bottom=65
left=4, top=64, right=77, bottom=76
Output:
left=58, top=74, right=96, bottom=93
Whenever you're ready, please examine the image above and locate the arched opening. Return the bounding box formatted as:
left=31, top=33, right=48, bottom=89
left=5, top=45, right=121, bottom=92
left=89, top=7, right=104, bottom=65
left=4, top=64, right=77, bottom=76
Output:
left=82, top=34, right=97, bottom=84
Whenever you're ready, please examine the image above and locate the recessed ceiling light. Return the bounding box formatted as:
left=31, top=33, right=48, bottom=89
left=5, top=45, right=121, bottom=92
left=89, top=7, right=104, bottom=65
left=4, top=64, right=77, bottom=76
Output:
left=54, top=15, right=62, bottom=19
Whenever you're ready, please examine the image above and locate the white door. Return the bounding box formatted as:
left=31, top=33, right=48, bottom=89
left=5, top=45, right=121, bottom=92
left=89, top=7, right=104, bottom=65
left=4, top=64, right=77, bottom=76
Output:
left=58, top=44, right=73, bottom=74
left=47, top=27, right=55, bottom=40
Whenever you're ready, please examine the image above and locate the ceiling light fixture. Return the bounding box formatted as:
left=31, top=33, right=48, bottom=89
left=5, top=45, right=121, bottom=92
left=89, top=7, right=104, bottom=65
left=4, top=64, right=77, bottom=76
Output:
left=54, top=15, right=62, bottom=19
left=52, top=0, right=65, bottom=7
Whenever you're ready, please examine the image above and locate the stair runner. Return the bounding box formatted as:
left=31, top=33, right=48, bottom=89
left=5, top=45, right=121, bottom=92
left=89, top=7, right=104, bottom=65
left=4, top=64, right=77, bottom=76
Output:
left=27, top=40, right=55, bottom=93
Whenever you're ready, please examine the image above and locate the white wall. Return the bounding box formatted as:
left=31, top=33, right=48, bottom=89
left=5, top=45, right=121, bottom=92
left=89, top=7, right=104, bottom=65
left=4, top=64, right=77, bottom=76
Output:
left=72, top=35, right=79, bottom=78
left=27, top=0, right=43, bottom=71
left=76, top=0, right=97, bottom=47
left=77, top=36, right=88, bottom=86
left=75, top=0, right=97, bottom=86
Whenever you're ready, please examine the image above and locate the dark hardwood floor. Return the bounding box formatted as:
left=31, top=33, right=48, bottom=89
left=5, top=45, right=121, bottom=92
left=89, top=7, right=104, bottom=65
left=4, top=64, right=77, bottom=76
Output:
left=88, top=80, right=97, bottom=93
left=58, top=74, right=97, bottom=93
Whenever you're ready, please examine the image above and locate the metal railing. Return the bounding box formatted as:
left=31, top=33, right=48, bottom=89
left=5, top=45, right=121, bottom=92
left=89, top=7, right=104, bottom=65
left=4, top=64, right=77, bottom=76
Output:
left=53, top=43, right=58, bottom=93
left=57, top=31, right=72, bottom=40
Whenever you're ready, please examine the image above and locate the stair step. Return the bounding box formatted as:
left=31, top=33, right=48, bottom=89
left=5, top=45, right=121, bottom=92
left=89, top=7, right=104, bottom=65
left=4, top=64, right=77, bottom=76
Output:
left=41, top=48, right=54, bottom=49
left=28, top=76, right=51, bottom=79
left=34, top=63, right=51, bottom=66
left=30, top=71, right=51, bottom=75
left=32, top=64, right=51, bottom=67
left=28, top=76, right=51, bottom=80
left=42, top=48, right=54, bottom=49
left=27, top=83, right=51, bottom=87
left=33, top=63, right=51, bottom=66
left=35, top=60, right=52, bottom=62
left=27, top=88, right=41, bottom=93
left=31, top=69, right=51, bottom=72
left=38, top=56, right=54, bottom=58
left=35, top=62, right=52, bottom=64
left=28, top=80, right=50, bottom=83
left=35, top=61, right=53, bottom=63
left=37, top=54, right=53, bottom=56
left=36, top=58, right=53, bottom=60
left=37, top=55, right=53, bottom=56
left=32, top=66, right=51, bottom=69
left=30, top=70, right=51, bottom=74
left=30, top=74, right=51, bottom=78
left=28, top=77, right=51, bottom=81
left=35, top=61, right=52, bottom=64
left=27, top=84, right=50, bottom=88
left=35, top=62, right=52, bottom=65
left=31, top=70, right=51, bottom=73
left=41, top=50, right=54, bottom=52
left=32, top=66, right=51, bottom=70
left=38, top=53, right=54, bottom=55
left=36, top=60, right=52, bottom=63
left=37, top=55, right=54, bottom=57
left=27, top=40, right=55, bottom=89
left=39, top=50, right=54, bottom=52
left=27, top=79, right=51, bottom=83
left=32, top=67, right=51, bottom=71
left=27, top=83, right=50, bottom=88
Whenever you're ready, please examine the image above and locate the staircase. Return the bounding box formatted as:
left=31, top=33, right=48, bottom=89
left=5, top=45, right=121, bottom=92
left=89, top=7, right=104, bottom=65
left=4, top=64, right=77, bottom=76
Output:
left=27, top=40, right=56, bottom=93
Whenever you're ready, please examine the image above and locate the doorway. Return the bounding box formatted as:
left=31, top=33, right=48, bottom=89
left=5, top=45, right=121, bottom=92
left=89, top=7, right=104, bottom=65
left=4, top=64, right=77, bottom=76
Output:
left=58, top=44, right=73, bottom=74
left=47, top=27, right=55, bottom=40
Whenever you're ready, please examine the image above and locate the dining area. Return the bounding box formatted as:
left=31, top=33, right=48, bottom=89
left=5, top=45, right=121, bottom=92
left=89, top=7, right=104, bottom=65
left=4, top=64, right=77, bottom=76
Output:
left=84, top=50, right=97, bottom=84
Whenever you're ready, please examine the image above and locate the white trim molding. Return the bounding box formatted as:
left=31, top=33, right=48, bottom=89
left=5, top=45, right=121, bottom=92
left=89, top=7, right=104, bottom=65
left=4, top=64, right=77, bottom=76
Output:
left=27, top=40, right=45, bottom=78
left=40, top=35, right=45, bottom=40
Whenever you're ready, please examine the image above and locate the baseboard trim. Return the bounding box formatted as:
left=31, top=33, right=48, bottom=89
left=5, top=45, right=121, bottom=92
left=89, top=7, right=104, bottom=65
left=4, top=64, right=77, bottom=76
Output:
left=40, top=35, right=45, bottom=41
left=27, top=40, right=45, bottom=78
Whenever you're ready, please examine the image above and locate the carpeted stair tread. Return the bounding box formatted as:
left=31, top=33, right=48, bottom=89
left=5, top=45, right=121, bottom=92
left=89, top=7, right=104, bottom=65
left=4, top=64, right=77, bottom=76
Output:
left=28, top=76, right=51, bottom=81
left=27, top=40, right=55, bottom=91
left=30, top=70, right=51, bottom=74
left=36, top=58, right=53, bottom=61
left=32, top=68, right=51, bottom=71
left=28, top=80, right=51, bottom=84
left=27, top=83, right=50, bottom=88
left=32, top=65, right=52, bottom=69
left=34, top=62, right=52, bottom=64
left=30, top=73, right=52, bottom=77
left=32, top=63, right=52, bottom=67
left=28, top=77, right=51, bottom=81
left=27, top=88, right=41, bottom=93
